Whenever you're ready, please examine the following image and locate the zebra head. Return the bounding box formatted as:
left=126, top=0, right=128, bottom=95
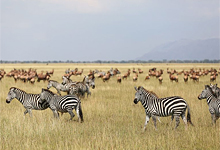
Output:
left=133, top=86, right=145, bottom=104
left=210, top=84, right=219, bottom=98
left=198, top=85, right=215, bottom=100
left=85, top=75, right=95, bottom=89
left=39, top=88, right=48, bottom=103
left=6, top=87, right=17, bottom=103
left=47, top=80, right=52, bottom=89
left=62, top=76, right=68, bottom=85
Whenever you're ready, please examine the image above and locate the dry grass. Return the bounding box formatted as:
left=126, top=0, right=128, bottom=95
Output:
left=0, top=63, right=220, bottom=149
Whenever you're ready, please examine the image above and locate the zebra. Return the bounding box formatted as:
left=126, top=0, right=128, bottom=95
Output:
left=47, top=80, right=75, bottom=95
left=63, top=76, right=94, bottom=98
left=39, top=88, right=83, bottom=122
left=210, top=84, right=220, bottom=99
left=6, top=87, right=49, bottom=117
left=133, top=86, right=193, bottom=131
left=198, top=85, right=220, bottom=125
left=69, top=83, right=80, bottom=96
left=83, top=75, right=95, bottom=89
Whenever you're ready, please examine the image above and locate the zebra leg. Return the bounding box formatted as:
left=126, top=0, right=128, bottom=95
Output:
left=143, top=115, right=150, bottom=131
left=181, top=113, right=188, bottom=129
left=152, top=116, right=157, bottom=130
left=169, top=114, right=174, bottom=126
left=57, top=90, right=61, bottom=96
left=211, top=114, right=216, bottom=125
left=24, top=109, right=28, bottom=115
left=53, top=110, right=59, bottom=119
left=157, top=117, right=161, bottom=123
left=174, top=115, right=180, bottom=129
left=68, top=111, right=75, bottom=120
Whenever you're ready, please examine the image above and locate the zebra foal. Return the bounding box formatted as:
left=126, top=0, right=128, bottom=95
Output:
left=6, top=87, right=49, bottom=117
left=133, top=86, right=193, bottom=131
left=198, top=85, right=220, bottom=125
left=39, top=88, right=83, bottom=122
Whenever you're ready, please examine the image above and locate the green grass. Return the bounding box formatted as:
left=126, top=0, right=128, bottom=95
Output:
left=0, top=63, right=220, bottom=149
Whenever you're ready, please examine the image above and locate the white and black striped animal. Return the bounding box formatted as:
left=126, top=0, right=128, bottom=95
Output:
left=6, top=87, right=49, bottom=117
left=84, top=75, right=95, bottom=89
left=133, top=86, right=193, bottom=131
left=210, top=84, right=220, bottom=99
left=39, top=89, right=83, bottom=122
left=198, top=85, right=220, bottom=124
left=63, top=76, right=94, bottom=98
left=47, top=80, right=75, bottom=95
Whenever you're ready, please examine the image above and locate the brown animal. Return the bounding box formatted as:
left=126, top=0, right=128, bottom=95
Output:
left=145, top=75, right=150, bottom=80
left=48, top=69, right=54, bottom=75
left=158, top=76, right=163, bottom=84
left=37, top=72, right=50, bottom=82
left=117, top=76, right=121, bottom=83
left=103, top=72, right=111, bottom=82
left=133, top=73, right=138, bottom=82
left=183, top=75, right=188, bottom=82
left=169, top=73, right=178, bottom=82
left=210, top=75, right=216, bottom=82
left=138, top=68, right=143, bottom=74
left=76, top=69, right=83, bottom=76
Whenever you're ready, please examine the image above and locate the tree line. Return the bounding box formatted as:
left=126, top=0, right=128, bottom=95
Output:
left=0, top=59, right=219, bottom=64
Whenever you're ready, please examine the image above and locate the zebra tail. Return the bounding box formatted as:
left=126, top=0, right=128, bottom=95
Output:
left=78, top=102, right=84, bottom=122
left=186, top=103, right=194, bottom=126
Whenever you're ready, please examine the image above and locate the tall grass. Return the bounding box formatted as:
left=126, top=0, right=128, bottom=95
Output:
left=0, top=63, right=220, bottom=149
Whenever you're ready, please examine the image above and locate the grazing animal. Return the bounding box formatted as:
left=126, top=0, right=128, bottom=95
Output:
left=183, top=75, right=188, bottom=82
left=198, top=85, right=220, bottom=125
left=37, top=72, right=50, bottom=82
left=84, top=75, right=95, bottom=89
left=133, top=86, right=193, bottom=131
left=210, top=75, right=216, bottom=82
left=39, top=89, right=83, bottom=122
left=169, top=73, right=178, bottom=82
left=133, top=73, right=138, bottom=82
left=47, top=80, right=74, bottom=95
left=158, top=76, right=163, bottom=84
left=145, top=75, right=150, bottom=80
left=117, top=76, right=121, bottom=83
left=6, top=87, right=49, bottom=117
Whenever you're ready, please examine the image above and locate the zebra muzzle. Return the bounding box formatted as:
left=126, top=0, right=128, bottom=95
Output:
left=133, top=98, right=138, bottom=104
left=197, top=95, right=202, bottom=100
left=6, top=100, right=10, bottom=103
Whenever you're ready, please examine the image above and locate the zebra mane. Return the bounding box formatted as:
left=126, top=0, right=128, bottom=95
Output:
left=10, top=87, right=27, bottom=93
left=48, top=80, right=58, bottom=83
left=42, top=88, right=57, bottom=95
left=138, top=86, right=159, bottom=98
left=206, top=85, right=217, bottom=98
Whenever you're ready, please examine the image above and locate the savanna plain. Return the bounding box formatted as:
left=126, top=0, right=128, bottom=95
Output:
left=0, top=63, right=220, bottom=150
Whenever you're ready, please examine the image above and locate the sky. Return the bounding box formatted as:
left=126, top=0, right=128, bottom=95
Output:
left=1, top=0, right=219, bottom=61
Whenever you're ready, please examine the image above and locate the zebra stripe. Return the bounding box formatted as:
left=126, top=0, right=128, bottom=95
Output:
left=39, top=88, right=83, bottom=122
left=6, top=87, right=49, bottom=117
left=198, top=85, right=220, bottom=124
left=47, top=80, right=75, bottom=95
left=133, top=86, right=193, bottom=131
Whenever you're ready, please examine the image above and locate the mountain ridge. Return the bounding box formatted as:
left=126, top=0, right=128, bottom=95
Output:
left=136, top=38, right=220, bottom=60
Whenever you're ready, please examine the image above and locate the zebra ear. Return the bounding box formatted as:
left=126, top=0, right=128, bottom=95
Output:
left=134, top=87, right=138, bottom=91
left=42, top=88, right=44, bottom=92
left=205, top=85, right=210, bottom=89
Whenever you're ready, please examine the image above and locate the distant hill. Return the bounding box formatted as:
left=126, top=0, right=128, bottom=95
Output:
left=136, top=38, right=220, bottom=60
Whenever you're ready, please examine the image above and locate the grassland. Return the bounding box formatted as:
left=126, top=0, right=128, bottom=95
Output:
left=0, top=63, right=220, bottom=150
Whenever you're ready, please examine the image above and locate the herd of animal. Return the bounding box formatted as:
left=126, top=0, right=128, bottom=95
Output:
left=0, top=67, right=219, bottom=84
left=2, top=66, right=220, bottom=130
